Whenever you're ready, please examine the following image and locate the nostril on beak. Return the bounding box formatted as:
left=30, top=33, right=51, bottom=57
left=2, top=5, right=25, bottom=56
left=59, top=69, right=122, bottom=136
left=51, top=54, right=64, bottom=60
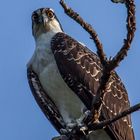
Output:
left=42, top=14, right=49, bottom=26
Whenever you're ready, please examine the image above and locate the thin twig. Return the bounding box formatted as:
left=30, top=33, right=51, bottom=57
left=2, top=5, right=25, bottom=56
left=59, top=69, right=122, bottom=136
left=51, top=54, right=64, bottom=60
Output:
left=60, top=0, right=107, bottom=65
left=88, top=103, right=140, bottom=130
left=109, top=0, right=136, bottom=71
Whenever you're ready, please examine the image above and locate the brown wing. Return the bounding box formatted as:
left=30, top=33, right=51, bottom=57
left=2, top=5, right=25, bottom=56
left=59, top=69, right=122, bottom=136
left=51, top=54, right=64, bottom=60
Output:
left=27, top=68, right=66, bottom=133
left=51, top=32, right=135, bottom=140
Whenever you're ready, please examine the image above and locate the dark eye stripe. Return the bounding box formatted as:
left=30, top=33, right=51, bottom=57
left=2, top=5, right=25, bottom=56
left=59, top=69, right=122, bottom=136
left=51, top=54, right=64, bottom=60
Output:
left=32, top=12, right=38, bottom=20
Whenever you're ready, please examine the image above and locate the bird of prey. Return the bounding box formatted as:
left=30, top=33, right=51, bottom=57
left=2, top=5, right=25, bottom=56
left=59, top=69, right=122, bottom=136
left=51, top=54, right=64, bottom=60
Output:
left=27, top=8, right=134, bottom=140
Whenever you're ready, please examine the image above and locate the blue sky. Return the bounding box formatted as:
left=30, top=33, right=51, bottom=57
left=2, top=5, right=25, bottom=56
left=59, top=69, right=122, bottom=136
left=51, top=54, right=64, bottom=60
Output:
left=0, top=0, right=140, bottom=140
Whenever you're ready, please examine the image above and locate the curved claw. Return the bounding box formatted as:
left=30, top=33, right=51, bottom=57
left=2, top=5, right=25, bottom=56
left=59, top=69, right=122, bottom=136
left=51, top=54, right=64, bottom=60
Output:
left=80, top=126, right=88, bottom=135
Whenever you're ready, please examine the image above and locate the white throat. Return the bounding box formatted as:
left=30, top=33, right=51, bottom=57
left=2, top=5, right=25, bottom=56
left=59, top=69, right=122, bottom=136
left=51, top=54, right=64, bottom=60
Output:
left=35, top=17, right=63, bottom=47
left=35, top=30, right=62, bottom=47
left=27, top=28, right=62, bottom=70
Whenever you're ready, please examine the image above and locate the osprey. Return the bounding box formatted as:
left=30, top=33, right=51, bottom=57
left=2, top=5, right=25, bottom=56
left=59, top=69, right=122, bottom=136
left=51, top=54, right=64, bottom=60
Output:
left=27, top=8, right=134, bottom=140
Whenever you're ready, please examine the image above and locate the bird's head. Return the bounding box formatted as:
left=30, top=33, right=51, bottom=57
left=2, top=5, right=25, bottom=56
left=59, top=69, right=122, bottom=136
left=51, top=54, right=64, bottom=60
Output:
left=32, top=8, right=63, bottom=39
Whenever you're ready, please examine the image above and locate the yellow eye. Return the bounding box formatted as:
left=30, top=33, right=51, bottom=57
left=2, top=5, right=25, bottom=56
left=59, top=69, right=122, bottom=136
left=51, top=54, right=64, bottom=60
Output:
left=47, top=11, right=54, bottom=19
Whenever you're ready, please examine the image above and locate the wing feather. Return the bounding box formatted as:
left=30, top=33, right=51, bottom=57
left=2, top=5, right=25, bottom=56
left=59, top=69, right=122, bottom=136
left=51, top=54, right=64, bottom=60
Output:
left=27, top=68, right=66, bottom=133
left=51, top=32, right=135, bottom=140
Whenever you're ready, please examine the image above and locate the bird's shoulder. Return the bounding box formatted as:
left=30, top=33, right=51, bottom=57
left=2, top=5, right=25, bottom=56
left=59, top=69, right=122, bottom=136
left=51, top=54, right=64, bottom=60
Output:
left=50, top=32, right=134, bottom=140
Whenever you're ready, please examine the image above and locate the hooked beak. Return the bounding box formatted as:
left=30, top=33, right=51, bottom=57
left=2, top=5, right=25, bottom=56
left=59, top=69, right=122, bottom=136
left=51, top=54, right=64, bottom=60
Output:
left=33, top=13, right=48, bottom=26
left=42, top=13, right=49, bottom=26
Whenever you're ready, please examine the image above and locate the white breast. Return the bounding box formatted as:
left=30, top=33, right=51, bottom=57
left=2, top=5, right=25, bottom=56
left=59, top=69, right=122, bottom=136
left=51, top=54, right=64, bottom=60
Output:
left=28, top=32, right=85, bottom=124
left=39, top=49, right=86, bottom=123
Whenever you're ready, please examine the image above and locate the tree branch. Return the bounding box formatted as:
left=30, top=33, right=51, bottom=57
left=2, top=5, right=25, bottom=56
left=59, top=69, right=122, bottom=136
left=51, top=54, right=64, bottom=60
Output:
left=88, top=103, right=140, bottom=130
left=60, top=0, right=107, bottom=65
left=108, top=0, right=136, bottom=71
left=52, top=103, right=140, bottom=140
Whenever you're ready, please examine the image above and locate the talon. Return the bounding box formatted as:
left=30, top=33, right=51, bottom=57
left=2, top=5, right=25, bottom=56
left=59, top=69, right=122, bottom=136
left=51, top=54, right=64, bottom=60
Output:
left=80, top=126, right=88, bottom=135
left=75, top=109, right=92, bottom=127
left=81, top=109, right=92, bottom=122
left=84, top=110, right=92, bottom=117
left=66, top=122, right=77, bottom=129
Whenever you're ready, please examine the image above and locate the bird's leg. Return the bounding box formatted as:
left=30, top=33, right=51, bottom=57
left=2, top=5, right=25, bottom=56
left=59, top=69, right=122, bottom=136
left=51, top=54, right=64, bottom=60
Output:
left=62, top=120, right=77, bottom=134
left=66, top=121, right=77, bottom=129
left=76, top=109, right=92, bottom=134
left=61, top=109, right=92, bottom=135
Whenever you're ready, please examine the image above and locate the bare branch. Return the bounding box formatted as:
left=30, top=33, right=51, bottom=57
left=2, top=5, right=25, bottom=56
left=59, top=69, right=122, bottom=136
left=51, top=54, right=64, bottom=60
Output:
left=60, top=0, right=107, bottom=65
left=109, top=0, right=136, bottom=71
left=88, top=103, right=140, bottom=130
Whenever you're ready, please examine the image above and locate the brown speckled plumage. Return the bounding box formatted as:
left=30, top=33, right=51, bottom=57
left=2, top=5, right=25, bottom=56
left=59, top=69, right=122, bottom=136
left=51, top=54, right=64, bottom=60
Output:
left=27, top=32, right=134, bottom=140
left=51, top=32, right=134, bottom=140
